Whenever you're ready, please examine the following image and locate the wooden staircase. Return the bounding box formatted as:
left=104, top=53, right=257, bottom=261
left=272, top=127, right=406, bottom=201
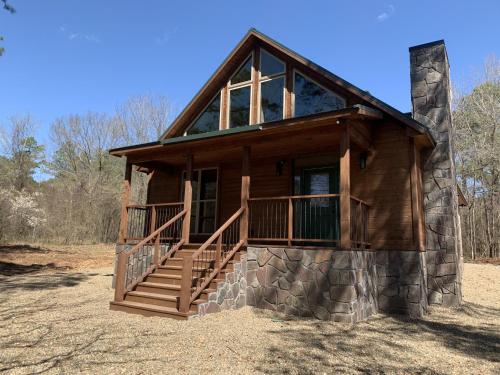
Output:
left=110, top=243, right=245, bottom=320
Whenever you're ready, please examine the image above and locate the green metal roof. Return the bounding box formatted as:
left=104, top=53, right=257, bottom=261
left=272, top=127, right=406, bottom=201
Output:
left=160, top=125, right=262, bottom=145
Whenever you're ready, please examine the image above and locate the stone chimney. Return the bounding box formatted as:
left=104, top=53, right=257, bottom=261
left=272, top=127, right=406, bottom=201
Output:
left=409, top=40, right=462, bottom=307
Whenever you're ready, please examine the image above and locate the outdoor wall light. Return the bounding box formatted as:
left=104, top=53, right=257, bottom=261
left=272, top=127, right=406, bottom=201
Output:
left=360, top=152, right=368, bottom=169
left=276, top=160, right=286, bottom=176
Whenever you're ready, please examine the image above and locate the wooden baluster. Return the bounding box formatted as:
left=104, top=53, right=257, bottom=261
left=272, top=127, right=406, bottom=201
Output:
left=179, top=256, right=193, bottom=313
left=114, top=252, right=127, bottom=302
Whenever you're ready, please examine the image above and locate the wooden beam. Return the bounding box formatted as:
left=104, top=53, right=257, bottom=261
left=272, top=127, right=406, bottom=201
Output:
left=250, top=48, right=260, bottom=125
left=118, top=161, right=132, bottom=244
left=182, top=154, right=193, bottom=243
left=340, top=125, right=351, bottom=249
left=220, top=85, right=229, bottom=130
left=409, top=138, right=425, bottom=251
left=240, top=146, right=250, bottom=243
left=284, top=62, right=293, bottom=119
left=349, top=121, right=373, bottom=151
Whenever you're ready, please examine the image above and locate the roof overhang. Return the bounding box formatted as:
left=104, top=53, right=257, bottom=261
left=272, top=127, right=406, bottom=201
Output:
left=109, top=105, right=392, bottom=158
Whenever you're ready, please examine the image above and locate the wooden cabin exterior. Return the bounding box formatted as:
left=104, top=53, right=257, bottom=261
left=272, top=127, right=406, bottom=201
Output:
left=109, top=30, right=463, bottom=322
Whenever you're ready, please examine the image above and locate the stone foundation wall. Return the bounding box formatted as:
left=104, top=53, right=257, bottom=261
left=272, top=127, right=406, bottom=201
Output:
left=196, top=255, right=248, bottom=317
left=245, top=247, right=378, bottom=323
left=376, top=250, right=428, bottom=317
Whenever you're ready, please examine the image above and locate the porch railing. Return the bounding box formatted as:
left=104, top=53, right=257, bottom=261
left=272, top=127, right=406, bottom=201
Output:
left=350, top=196, right=370, bottom=248
left=114, top=209, right=188, bottom=302
left=248, top=194, right=370, bottom=248
left=248, top=194, right=340, bottom=246
left=178, top=207, right=245, bottom=313
left=126, top=202, right=184, bottom=242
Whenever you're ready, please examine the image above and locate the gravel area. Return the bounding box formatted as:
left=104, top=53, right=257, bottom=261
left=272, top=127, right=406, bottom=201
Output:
left=0, top=262, right=498, bottom=374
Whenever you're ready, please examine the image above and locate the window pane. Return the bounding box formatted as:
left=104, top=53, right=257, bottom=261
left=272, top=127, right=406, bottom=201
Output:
left=190, top=202, right=198, bottom=233
left=260, top=50, right=285, bottom=76
left=187, top=94, right=220, bottom=135
left=229, top=86, right=251, bottom=128
left=260, top=77, right=284, bottom=123
left=200, top=169, right=217, bottom=200
left=230, top=56, right=252, bottom=85
left=294, top=73, right=345, bottom=117
left=198, top=202, right=216, bottom=233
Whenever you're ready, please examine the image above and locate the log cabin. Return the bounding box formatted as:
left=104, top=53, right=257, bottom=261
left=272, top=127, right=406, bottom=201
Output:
left=109, top=29, right=464, bottom=322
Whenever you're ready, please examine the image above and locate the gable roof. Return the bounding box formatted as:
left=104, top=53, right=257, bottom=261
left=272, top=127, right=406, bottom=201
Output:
left=159, top=28, right=433, bottom=144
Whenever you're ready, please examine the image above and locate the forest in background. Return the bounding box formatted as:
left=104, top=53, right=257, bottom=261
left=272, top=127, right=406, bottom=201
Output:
left=0, top=59, right=498, bottom=259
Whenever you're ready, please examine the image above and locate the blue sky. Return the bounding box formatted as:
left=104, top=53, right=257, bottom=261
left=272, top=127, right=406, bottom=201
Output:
left=1, top=0, right=499, bottom=149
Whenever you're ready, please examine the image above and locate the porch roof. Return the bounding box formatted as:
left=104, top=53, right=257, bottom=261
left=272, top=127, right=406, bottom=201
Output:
left=110, top=104, right=429, bottom=163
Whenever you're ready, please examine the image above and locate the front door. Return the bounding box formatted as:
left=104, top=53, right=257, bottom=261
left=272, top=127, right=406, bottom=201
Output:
left=298, top=165, right=340, bottom=242
left=182, top=168, right=218, bottom=236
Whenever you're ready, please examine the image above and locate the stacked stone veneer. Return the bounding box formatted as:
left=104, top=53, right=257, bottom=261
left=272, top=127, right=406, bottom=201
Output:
left=376, top=250, right=428, bottom=317
left=410, top=40, right=462, bottom=307
left=196, top=255, right=248, bottom=317
left=245, top=247, right=378, bottom=323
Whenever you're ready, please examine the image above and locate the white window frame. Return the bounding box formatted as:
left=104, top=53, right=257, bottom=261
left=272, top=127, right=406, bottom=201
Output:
left=181, top=167, right=219, bottom=235
left=227, top=52, right=254, bottom=128
left=259, top=48, right=286, bottom=79
left=257, top=48, right=286, bottom=123
left=292, top=69, right=346, bottom=117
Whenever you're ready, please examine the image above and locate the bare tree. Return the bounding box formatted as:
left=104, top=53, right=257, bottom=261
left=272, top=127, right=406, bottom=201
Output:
left=454, top=55, right=500, bottom=259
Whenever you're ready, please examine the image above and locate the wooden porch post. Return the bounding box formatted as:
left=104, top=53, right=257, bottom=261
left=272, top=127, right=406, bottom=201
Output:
left=340, top=124, right=351, bottom=249
left=240, top=146, right=250, bottom=244
left=409, top=138, right=425, bottom=251
left=118, top=160, right=132, bottom=244
left=182, top=154, right=193, bottom=244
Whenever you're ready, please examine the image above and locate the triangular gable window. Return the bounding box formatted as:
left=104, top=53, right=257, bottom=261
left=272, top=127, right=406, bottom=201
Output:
left=230, top=56, right=252, bottom=85
left=260, top=49, right=285, bottom=77
left=293, top=72, right=346, bottom=117
left=186, top=93, right=221, bottom=135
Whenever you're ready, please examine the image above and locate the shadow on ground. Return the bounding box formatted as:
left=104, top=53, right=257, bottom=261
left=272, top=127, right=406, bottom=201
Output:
left=253, top=302, right=500, bottom=374
left=0, top=261, right=71, bottom=276
left=0, top=244, right=66, bottom=255
left=0, top=271, right=92, bottom=293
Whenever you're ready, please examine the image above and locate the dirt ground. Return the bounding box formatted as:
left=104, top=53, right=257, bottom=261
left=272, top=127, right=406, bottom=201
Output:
left=0, top=244, right=498, bottom=374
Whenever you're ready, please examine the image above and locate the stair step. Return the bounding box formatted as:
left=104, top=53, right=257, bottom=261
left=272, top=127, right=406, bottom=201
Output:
left=126, top=291, right=203, bottom=312
left=110, top=300, right=194, bottom=320
left=136, top=282, right=181, bottom=296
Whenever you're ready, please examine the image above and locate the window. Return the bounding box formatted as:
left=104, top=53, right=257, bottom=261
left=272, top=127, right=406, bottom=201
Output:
left=259, top=49, right=286, bottom=123
left=230, top=56, right=252, bottom=85
left=260, top=77, right=285, bottom=122
left=260, top=49, right=285, bottom=77
left=186, top=93, right=221, bottom=135
left=228, top=54, right=253, bottom=128
left=293, top=72, right=345, bottom=117
left=181, top=169, right=218, bottom=234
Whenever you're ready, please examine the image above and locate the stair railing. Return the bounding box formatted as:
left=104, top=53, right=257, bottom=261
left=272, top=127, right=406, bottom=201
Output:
left=178, top=207, right=246, bottom=313
left=114, top=209, right=188, bottom=302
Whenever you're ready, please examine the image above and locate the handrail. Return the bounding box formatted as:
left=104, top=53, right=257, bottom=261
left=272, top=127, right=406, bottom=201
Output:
left=248, top=193, right=340, bottom=201
left=350, top=195, right=370, bottom=207
left=126, top=202, right=183, bottom=209
left=178, top=207, right=245, bottom=313
left=123, top=209, right=187, bottom=257
left=190, top=207, right=245, bottom=259
left=114, top=209, right=187, bottom=302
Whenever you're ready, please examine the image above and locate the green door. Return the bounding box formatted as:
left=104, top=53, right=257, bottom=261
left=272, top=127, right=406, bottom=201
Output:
left=297, top=165, right=340, bottom=242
